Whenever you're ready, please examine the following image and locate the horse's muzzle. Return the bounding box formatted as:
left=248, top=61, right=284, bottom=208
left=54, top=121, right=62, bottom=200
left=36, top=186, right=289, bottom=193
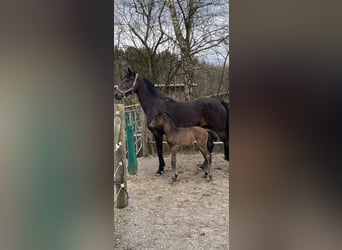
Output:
left=114, top=93, right=123, bottom=100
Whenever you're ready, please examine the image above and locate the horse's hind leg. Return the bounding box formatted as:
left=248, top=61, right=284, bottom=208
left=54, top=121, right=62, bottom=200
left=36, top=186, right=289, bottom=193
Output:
left=217, top=131, right=229, bottom=161
left=170, top=146, right=178, bottom=183
left=223, top=139, right=229, bottom=161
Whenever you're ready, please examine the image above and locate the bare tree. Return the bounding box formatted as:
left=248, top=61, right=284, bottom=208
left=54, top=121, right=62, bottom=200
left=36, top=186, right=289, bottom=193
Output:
left=114, top=0, right=169, bottom=82
left=213, top=39, right=229, bottom=97
left=114, top=0, right=229, bottom=100
left=166, top=0, right=228, bottom=100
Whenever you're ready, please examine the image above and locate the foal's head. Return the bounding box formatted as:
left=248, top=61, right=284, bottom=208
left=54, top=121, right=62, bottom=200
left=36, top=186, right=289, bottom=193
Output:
left=114, top=67, right=140, bottom=100
left=149, top=111, right=174, bottom=131
left=149, top=111, right=165, bottom=128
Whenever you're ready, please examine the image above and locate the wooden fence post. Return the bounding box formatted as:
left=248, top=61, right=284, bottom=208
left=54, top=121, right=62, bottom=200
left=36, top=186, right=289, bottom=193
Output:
left=114, top=104, right=128, bottom=208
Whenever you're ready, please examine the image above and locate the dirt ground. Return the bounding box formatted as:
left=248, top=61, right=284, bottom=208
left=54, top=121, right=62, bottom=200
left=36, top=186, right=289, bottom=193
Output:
left=114, top=152, right=229, bottom=250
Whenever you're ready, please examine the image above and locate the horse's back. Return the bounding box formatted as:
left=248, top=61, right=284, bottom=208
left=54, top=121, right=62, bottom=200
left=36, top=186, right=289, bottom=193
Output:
left=196, top=97, right=226, bottom=111
left=195, top=97, right=227, bottom=129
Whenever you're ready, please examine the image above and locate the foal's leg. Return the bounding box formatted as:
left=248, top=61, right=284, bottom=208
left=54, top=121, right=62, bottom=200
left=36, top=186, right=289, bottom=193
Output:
left=198, top=160, right=206, bottom=171
left=206, top=151, right=212, bottom=182
left=170, top=145, right=178, bottom=183
left=198, top=143, right=212, bottom=181
left=198, top=151, right=208, bottom=172
left=199, top=132, right=215, bottom=170
left=198, top=140, right=214, bottom=171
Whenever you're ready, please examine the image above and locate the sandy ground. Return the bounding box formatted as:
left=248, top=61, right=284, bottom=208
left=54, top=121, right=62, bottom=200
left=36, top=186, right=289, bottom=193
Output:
left=114, top=152, right=229, bottom=250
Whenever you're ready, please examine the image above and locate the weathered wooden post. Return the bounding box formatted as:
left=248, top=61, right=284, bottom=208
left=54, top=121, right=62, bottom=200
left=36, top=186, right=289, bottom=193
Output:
left=114, top=104, right=128, bottom=208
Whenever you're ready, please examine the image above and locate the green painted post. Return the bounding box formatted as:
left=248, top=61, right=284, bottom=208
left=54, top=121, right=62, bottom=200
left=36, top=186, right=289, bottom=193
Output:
left=126, top=113, right=138, bottom=175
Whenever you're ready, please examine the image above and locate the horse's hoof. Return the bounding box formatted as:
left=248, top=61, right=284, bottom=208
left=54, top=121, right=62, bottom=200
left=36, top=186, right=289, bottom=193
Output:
left=206, top=176, right=212, bottom=182
left=170, top=174, right=177, bottom=182
left=155, top=170, right=164, bottom=176
left=170, top=177, right=176, bottom=184
left=198, top=165, right=204, bottom=171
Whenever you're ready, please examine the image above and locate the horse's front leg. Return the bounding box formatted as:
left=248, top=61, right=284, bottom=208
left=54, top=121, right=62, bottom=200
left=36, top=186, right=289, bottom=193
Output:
left=170, top=146, right=178, bottom=183
left=154, top=132, right=165, bottom=176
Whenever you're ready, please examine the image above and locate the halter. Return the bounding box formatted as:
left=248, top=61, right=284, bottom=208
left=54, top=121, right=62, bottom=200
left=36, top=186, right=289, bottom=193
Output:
left=114, top=73, right=139, bottom=98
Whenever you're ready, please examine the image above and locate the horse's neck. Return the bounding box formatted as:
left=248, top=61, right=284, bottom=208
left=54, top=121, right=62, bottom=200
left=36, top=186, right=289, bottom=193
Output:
left=136, top=79, right=164, bottom=113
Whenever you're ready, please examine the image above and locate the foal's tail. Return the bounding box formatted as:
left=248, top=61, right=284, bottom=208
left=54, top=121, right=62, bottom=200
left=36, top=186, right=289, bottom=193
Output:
left=206, top=129, right=218, bottom=153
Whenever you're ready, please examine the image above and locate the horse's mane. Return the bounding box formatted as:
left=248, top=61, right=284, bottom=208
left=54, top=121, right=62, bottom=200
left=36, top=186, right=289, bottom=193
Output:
left=143, top=78, right=176, bottom=103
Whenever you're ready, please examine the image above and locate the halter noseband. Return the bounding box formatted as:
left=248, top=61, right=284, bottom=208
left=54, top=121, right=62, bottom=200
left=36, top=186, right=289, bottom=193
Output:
left=114, top=73, right=139, bottom=98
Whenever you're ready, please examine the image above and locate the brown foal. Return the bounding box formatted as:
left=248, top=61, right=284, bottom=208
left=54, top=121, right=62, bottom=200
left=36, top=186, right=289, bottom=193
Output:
left=149, top=111, right=212, bottom=182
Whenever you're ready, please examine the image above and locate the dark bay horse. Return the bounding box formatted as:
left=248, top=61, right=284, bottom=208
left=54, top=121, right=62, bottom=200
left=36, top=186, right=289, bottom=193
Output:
left=114, top=68, right=229, bottom=176
left=149, top=111, right=213, bottom=182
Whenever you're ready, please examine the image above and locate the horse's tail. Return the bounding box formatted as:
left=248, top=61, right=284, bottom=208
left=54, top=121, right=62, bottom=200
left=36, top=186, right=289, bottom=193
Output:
left=206, top=129, right=218, bottom=153
left=220, top=101, right=229, bottom=160
left=220, top=101, right=229, bottom=139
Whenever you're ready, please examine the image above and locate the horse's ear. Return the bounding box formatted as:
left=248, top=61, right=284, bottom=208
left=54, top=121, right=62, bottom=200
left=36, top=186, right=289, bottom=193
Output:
left=127, top=67, right=132, bottom=75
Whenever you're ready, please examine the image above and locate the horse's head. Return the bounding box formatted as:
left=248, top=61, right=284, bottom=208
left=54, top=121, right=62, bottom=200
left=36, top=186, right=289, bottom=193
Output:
left=114, top=67, right=140, bottom=100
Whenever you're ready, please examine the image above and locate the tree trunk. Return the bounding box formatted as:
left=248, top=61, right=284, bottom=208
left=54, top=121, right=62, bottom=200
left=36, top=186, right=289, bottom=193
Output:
left=147, top=55, right=153, bottom=81
left=216, top=52, right=229, bottom=96
left=182, top=53, right=194, bottom=100
left=167, top=0, right=195, bottom=100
